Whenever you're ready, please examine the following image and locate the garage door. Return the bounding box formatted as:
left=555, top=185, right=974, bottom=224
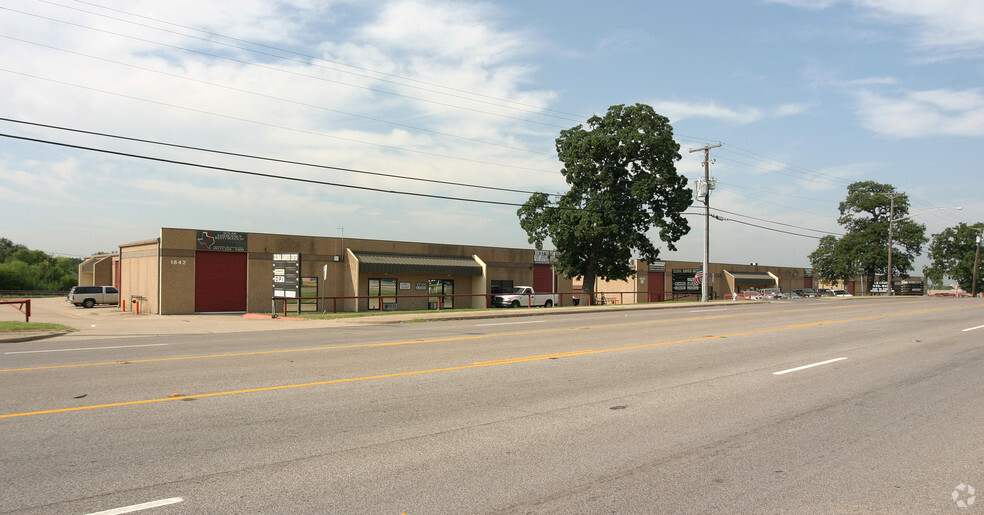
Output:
left=195, top=251, right=247, bottom=312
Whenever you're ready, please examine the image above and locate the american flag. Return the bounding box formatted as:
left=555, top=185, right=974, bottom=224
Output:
left=692, top=265, right=703, bottom=286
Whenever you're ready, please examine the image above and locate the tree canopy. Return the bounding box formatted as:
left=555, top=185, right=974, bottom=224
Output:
left=923, top=222, right=984, bottom=293
left=517, top=103, right=692, bottom=296
left=808, top=181, right=927, bottom=289
left=0, top=237, right=80, bottom=291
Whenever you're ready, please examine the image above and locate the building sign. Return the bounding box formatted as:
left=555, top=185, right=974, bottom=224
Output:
left=196, top=230, right=247, bottom=252
left=803, top=268, right=814, bottom=278
left=648, top=260, right=666, bottom=272
left=273, top=253, right=301, bottom=298
left=534, top=249, right=558, bottom=264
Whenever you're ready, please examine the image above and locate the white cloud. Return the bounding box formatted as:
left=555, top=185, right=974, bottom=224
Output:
left=650, top=101, right=810, bottom=124
left=855, top=88, right=984, bottom=137
left=769, top=0, right=984, bottom=54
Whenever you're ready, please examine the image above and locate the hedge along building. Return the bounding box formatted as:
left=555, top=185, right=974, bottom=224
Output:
left=119, top=228, right=572, bottom=315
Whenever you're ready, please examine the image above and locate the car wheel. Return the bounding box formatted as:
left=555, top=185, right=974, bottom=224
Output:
left=511, top=300, right=520, bottom=308
left=82, top=299, right=95, bottom=308
left=544, top=300, right=553, bottom=308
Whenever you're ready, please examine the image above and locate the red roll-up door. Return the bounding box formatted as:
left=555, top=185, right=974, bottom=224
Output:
left=195, top=251, right=247, bottom=312
left=648, top=271, right=665, bottom=302
left=533, top=264, right=554, bottom=293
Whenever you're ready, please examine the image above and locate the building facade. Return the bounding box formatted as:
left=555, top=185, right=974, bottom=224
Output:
left=119, top=228, right=573, bottom=315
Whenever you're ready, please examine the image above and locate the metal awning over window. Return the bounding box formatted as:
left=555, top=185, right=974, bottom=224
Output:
left=724, top=270, right=779, bottom=290
left=353, top=252, right=483, bottom=276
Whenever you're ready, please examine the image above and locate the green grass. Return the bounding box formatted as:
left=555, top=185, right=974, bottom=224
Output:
left=0, top=321, right=77, bottom=334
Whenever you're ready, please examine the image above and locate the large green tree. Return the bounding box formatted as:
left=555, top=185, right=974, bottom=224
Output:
left=517, top=103, right=692, bottom=298
left=923, top=222, right=984, bottom=293
left=809, top=181, right=927, bottom=290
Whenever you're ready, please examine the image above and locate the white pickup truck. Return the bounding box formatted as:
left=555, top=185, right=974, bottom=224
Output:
left=491, top=286, right=558, bottom=308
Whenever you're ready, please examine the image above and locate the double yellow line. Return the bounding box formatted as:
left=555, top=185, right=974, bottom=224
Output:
left=1, top=301, right=975, bottom=419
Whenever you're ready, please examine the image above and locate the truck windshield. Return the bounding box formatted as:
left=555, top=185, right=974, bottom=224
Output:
left=509, top=288, right=528, bottom=294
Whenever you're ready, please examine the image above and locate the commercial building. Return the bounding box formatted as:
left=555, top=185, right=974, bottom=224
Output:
left=83, top=227, right=886, bottom=315
left=118, top=228, right=572, bottom=315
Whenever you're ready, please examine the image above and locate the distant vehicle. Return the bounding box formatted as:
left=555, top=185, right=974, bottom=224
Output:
left=757, top=288, right=782, bottom=299
left=491, top=286, right=558, bottom=308
left=816, top=288, right=834, bottom=297
left=832, top=289, right=853, bottom=297
left=782, top=291, right=803, bottom=299
left=67, top=285, right=120, bottom=308
left=793, top=288, right=818, bottom=298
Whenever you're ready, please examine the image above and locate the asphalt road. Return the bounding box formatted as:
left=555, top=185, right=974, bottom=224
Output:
left=2, top=297, right=983, bottom=513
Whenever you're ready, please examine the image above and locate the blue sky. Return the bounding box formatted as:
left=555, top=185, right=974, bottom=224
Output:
left=1, top=0, right=981, bottom=274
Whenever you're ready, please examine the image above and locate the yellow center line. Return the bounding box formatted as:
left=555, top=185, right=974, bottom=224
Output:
left=0, top=300, right=947, bottom=374
left=1, top=302, right=976, bottom=420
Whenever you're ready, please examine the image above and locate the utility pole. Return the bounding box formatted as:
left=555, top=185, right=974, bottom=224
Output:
left=690, top=143, right=721, bottom=303
left=973, top=226, right=983, bottom=298
left=883, top=192, right=903, bottom=296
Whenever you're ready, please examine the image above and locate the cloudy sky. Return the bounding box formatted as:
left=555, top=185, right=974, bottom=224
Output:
left=1, top=0, right=982, bottom=272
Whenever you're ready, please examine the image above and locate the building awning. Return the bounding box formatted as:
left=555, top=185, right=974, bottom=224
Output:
left=353, top=252, right=484, bottom=276
left=729, top=272, right=776, bottom=283
left=724, top=270, right=779, bottom=291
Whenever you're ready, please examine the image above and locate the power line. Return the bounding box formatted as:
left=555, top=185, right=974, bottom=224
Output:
left=0, top=117, right=561, bottom=197
left=711, top=207, right=843, bottom=236
left=0, top=131, right=532, bottom=208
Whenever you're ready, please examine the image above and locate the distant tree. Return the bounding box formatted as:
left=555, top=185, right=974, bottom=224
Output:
left=517, top=103, right=692, bottom=298
left=0, top=238, right=79, bottom=291
left=923, top=222, right=984, bottom=293
left=0, top=237, right=27, bottom=262
left=809, top=181, right=927, bottom=289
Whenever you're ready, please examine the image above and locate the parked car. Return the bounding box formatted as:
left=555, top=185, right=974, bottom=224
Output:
left=781, top=291, right=803, bottom=299
left=816, top=288, right=834, bottom=297
left=757, top=288, right=782, bottom=299
left=67, top=285, right=120, bottom=308
left=793, top=288, right=818, bottom=298
left=832, top=289, right=853, bottom=297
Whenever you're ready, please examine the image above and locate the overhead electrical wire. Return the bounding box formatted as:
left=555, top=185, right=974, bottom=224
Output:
left=6, top=1, right=964, bottom=241
left=0, top=131, right=531, bottom=208
left=0, top=117, right=560, bottom=197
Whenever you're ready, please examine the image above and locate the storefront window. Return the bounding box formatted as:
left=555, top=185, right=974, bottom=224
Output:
left=368, top=278, right=397, bottom=311
left=428, top=279, right=454, bottom=309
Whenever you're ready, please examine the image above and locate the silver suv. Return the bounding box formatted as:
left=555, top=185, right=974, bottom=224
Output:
left=67, top=286, right=120, bottom=308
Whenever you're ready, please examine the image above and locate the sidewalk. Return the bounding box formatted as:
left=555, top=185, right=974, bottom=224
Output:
left=0, top=297, right=730, bottom=344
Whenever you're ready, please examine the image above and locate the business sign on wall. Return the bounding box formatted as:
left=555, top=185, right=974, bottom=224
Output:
left=534, top=249, right=558, bottom=264
left=196, top=230, right=247, bottom=252
left=273, top=253, right=301, bottom=298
